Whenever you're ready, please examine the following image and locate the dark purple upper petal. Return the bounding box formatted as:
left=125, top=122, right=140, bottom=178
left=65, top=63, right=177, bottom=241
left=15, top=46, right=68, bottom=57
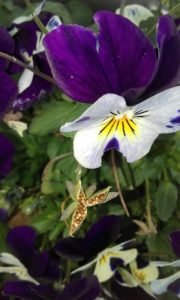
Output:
left=0, top=26, right=14, bottom=70
left=170, top=230, right=180, bottom=257
left=0, top=134, right=14, bottom=179
left=56, top=276, right=100, bottom=300
left=94, top=11, right=156, bottom=103
left=3, top=281, right=57, bottom=300
left=55, top=237, right=84, bottom=261
left=44, top=11, right=157, bottom=104
left=0, top=71, right=17, bottom=118
left=82, top=215, right=126, bottom=259
left=44, top=24, right=112, bottom=103
left=7, top=226, right=49, bottom=277
left=144, top=15, right=180, bottom=97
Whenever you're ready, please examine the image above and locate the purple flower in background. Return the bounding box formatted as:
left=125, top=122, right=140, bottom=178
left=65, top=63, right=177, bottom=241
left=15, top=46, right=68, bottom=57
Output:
left=0, top=134, right=14, bottom=179
left=3, top=276, right=100, bottom=300
left=0, top=226, right=60, bottom=283
left=56, top=215, right=136, bottom=282
left=170, top=230, right=180, bottom=258
left=9, top=13, right=61, bottom=110
left=0, top=26, right=17, bottom=117
left=44, top=11, right=180, bottom=105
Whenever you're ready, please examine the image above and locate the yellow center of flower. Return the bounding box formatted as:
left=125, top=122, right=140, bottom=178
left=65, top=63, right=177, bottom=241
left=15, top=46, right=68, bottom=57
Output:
left=134, top=270, right=146, bottom=283
left=98, top=114, right=139, bottom=139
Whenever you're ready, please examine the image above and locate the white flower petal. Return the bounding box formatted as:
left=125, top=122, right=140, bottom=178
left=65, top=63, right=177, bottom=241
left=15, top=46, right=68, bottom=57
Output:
left=60, top=94, right=126, bottom=132
left=18, top=63, right=34, bottom=94
left=71, top=257, right=98, bottom=275
left=152, top=260, right=180, bottom=268
left=0, top=253, right=24, bottom=268
left=94, top=255, right=114, bottom=282
left=134, top=86, right=180, bottom=133
left=116, top=4, right=153, bottom=26
left=130, top=260, right=159, bottom=284
left=151, top=271, right=180, bottom=295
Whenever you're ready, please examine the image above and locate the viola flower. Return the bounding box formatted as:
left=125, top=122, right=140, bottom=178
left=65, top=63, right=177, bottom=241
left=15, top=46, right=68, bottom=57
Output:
left=60, top=87, right=180, bottom=168
left=56, top=215, right=137, bottom=282
left=0, top=134, right=14, bottom=179
left=62, top=180, right=118, bottom=235
left=44, top=11, right=180, bottom=105
left=9, top=12, right=61, bottom=110
left=2, top=276, right=100, bottom=300
left=0, top=26, right=17, bottom=117
left=0, top=226, right=60, bottom=283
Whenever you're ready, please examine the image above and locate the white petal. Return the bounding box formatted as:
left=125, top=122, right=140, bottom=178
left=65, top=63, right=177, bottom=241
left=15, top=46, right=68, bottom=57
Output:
left=94, top=255, right=114, bottom=282
left=116, top=4, right=153, bottom=26
left=60, top=94, right=126, bottom=132
left=130, top=261, right=159, bottom=284
left=0, top=266, right=39, bottom=284
left=152, top=260, right=180, bottom=268
left=134, top=86, right=180, bottom=133
left=7, top=121, right=27, bottom=137
left=0, top=253, right=24, bottom=268
left=73, top=126, right=112, bottom=168
left=18, top=63, right=34, bottom=94
left=46, top=15, right=62, bottom=31
left=13, top=0, right=46, bottom=24
left=151, top=271, right=180, bottom=295
left=71, top=257, right=98, bottom=275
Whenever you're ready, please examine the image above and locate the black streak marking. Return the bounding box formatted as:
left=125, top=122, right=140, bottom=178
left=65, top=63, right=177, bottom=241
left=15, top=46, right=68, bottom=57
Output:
left=99, top=118, right=114, bottom=135
left=122, top=121, right=126, bottom=136
left=110, top=112, right=117, bottom=115
left=126, top=119, right=135, bottom=134
left=106, top=120, right=116, bottom=137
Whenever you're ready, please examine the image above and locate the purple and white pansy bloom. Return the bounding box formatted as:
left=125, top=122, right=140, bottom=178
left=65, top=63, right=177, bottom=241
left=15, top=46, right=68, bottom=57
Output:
left=43, top=11, right=180, bottom=168
left=71, top=241, right=138, bottom=283
left=9, top=11, right=61, bottom=110
left=60, top=87, right=180, bottom=168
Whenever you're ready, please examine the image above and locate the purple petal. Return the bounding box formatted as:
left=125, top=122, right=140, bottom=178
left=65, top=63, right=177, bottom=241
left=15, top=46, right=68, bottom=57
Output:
left=0, top=26, right=14, bottom=70
left=55, top=237, right=84, bottom=261
left=7, top=226, right=50, bottom=277
left=57, top=276, right=100, bottom=300
left=170, top=230, right=180, bottom=257
left=104, top=137, right=120, bottom=152
left=168, top=278, right=180, bottom=297
left=0, top=208, right=8, bottom=222
left=44, top=24, right=112, bottom=103
left=94, top=12, right=156, bottom=104
left=0, top=134, right=14, bottom=179
left=144, top=15, right=180, bottom=96
left=83, top=215, right=126, bottom=259
left=0, top=71, right=17, bottom=117
left=3, top=281, right=57, bottom=300
left=7, top=226, right=36, bottom=258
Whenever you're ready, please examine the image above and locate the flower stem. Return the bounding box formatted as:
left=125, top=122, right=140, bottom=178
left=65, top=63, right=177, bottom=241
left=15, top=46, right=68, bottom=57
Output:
left=0, top=51, right=55, bottom=85
left=111, top=150, right=130, bottom=216
left=24, top=0, right=48, bottom=34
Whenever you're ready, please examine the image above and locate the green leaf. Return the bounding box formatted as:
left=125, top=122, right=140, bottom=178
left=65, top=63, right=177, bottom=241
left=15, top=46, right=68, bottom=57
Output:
left=155, top=182, right=178, bottom=221
left=29, top=101, right=74, bottom=136
left=44, top=1, right=72, bottom=23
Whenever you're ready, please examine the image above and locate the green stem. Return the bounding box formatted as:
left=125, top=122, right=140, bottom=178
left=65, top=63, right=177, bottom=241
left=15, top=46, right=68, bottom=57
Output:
left=24, top=0, right=48, bottom=34
left=0, top=51, right=55, bottom=85
left=120, top=0, right=126, bottom=15
left=111, top=150, right=130, bottom=216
